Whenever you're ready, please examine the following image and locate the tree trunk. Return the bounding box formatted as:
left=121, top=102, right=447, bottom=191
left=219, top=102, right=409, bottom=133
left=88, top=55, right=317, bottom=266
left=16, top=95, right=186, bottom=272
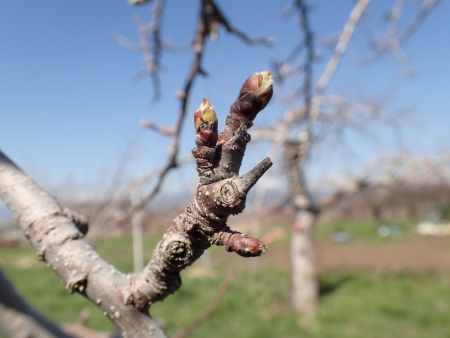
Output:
left=290, top=209, right=318, bottom=321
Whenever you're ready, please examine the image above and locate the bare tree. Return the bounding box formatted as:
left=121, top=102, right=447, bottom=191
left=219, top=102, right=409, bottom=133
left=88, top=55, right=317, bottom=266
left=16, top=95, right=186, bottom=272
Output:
left=251, top=0, right=439, bottom=320
left=93, top=0, right=440, bottom=324
left=0, top=71, right=273, bottom=337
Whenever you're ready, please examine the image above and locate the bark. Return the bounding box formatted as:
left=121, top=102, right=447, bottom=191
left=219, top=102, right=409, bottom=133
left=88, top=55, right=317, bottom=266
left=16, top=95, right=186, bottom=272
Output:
left=283, top=137, right=320, bottom=318
left=290, top=210, right=318, bottom=319
left=285, top=154, right=319, bottom=319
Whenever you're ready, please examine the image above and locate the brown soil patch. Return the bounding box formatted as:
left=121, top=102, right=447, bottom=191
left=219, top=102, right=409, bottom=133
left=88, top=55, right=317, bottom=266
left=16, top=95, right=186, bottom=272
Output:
left=316, top=235, right=450, bottom=271
left=210, top=234, right=450, bottom=272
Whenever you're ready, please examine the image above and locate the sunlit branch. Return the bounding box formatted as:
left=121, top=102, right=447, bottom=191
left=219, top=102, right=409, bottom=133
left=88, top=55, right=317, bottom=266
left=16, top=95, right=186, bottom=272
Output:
left=139, top=119, right=175, bottom=136
left=310, top=0, right=372, bottom=121
left=360, top=0, right=438, bottom=70
left=0, top=150, right=166, bottom=337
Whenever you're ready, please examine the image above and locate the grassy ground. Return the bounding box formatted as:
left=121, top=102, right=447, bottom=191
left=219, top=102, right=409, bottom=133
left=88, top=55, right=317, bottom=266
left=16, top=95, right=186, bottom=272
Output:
left=314, top=219, right=409, bottom=243
left=1, top=221, right=450, bottom=337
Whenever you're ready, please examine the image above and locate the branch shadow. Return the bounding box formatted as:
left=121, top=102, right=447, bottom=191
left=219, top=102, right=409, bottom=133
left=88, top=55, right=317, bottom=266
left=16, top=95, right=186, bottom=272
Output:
left=318, top=274, right=355, bottom=299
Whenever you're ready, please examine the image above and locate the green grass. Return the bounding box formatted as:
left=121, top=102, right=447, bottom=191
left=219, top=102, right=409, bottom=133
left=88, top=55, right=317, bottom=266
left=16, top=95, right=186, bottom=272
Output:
left=316, top=270, right=450, bottom=338
left=1, top=231, right=450, bottom=337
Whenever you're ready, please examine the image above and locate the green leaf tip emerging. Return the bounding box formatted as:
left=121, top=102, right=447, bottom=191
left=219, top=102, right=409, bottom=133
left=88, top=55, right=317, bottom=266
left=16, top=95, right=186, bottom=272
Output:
left=239, top=71, right=273, bottom=110
left=194, top=98, right=218, bottom=148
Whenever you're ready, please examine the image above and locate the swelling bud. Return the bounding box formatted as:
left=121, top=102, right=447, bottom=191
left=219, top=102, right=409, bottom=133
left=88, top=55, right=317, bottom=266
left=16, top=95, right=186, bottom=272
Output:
left=194, top=98, right=218, bottom=147
left=239, top=71, right=273, bottom=110
left=230, top=71, right=273, bottom=122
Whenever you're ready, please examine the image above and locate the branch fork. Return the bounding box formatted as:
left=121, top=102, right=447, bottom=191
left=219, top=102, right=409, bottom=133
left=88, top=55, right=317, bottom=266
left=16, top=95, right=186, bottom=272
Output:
left=127, top=71, right=274, bottom=308
left=0, top=71, right=274, bottom=336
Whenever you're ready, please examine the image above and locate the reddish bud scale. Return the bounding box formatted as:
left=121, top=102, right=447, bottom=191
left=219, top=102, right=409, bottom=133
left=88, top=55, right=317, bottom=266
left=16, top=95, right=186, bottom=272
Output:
left=218, top=71, right=273, bottom=145
left=194, top=98, right=219, bottom=148
left=225, top=233, right=268, bottom=257
left=238, top=71, right=273, bottom=113
left=191, top=146, right=216, bottom=171
left=230, top=91, right=264, bottom=122
left=195, top=121, right=218, bottom=148
left=227, top=71, right=274, bottom=123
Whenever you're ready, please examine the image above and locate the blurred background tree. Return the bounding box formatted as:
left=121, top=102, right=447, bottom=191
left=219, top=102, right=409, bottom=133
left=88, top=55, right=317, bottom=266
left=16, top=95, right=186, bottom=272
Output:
left=120, top=0, right=445, bottom=321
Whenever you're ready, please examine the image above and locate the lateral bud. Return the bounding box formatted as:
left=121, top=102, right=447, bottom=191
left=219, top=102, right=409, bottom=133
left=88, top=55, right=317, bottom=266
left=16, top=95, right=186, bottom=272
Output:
left=192, top=99, right=220, bottom=178
left=225, top=233, right=268, bottom=257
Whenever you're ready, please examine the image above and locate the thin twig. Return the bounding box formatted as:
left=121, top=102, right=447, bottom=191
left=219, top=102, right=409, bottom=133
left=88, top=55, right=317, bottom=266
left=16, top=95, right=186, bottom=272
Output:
left=112, top=0, right=212, bottom=227
left=132, top=0, right=212, bottom=216
left=140, top=119, right=175, bottom=136
left=360, top=0, right=438, bottom=68
left=310, top=0, right=372, bottom=120
left=297, top=0, right=314, bottom=117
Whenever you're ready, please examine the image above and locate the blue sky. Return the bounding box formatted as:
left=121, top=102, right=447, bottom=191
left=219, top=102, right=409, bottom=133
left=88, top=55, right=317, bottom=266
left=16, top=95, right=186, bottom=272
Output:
left=1, top=0, right=449, bottom=203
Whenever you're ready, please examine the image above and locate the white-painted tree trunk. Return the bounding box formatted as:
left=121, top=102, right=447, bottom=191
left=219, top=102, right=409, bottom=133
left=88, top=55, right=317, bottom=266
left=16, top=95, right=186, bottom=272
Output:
left=131, top=187, right=144, bottom=273
left=290, top=210, right=318, bottom=319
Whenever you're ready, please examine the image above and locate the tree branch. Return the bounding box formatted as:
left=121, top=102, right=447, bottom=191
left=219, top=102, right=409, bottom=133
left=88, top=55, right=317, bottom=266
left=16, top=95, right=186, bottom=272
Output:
left=117, top=0, right=274, bottom=225
left=0, top=71, right=273, bottom=336
left=310, top=0, right=372, bottom=120
left=0, top=151, right=166, bottom=337
left=360, top=0, right=438, bottom=70
left=127, top=71, right=273, bottom=308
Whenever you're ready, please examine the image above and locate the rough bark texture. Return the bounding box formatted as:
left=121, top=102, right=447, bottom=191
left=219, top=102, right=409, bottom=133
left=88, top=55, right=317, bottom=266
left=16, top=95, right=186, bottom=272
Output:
left=0, top=71, right=273, bottom=336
